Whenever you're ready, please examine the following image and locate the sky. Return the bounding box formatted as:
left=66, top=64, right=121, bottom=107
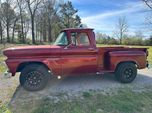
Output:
left=68, top=0, right=151, bottom=37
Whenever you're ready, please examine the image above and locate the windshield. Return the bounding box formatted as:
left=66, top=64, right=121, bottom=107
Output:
left=54, top=32, right=68, bottom=46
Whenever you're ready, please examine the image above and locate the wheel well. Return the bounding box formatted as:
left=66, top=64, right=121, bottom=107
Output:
left=17, top=62, right=50, bottom=72
left=116, top=61, right=138, bottom=69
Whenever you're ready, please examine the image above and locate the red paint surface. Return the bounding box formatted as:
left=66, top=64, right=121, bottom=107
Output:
left=3, top=28, right=148, bottom=76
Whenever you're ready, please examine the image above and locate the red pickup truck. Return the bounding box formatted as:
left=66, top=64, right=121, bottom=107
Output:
left=3, top=28, right=149, bottom=91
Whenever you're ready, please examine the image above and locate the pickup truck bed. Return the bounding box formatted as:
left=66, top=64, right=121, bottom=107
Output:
left=97, top=47, right=147, bottom=71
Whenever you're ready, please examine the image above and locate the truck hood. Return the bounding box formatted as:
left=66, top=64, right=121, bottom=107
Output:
left=3, top=45, right=61, bottom=58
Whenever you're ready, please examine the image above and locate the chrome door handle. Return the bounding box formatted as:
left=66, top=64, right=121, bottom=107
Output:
left=88, top=48, right=94, bottom=51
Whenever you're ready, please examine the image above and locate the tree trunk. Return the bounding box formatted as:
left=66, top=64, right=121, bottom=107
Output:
left=20, top=13, right=25, bottom=43
left=0, top=34, right=2, bottom=43
left=120, top=32, right=122, bottom=45
left=31, top=16, right=35, bottom=44
left=12, top=19, right=17, bottom=43
left=48, top=23, right=52, bottom=42
left=6, top=25, right=10, bottom=43
left=43, top=27, right=47, bottom=42
left=40, top=26, right=43, bottom=43
left=24, top=33, right=27, bottom=41
left=67, top=16, right=70, bottom=28
left=40, top=31, right=42, bottom=43
left=0, top=22, right=2, bottom=43
left=35, top=23, right=38, bottom=42
left=18, top=4, right=25, bottom=43
left=12, top=27, right=15, bottom=43
left=24, top=23, right=29, bottom=41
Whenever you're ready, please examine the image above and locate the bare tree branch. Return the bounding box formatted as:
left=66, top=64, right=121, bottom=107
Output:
left=24, top=0, right=42, bottom=44
left=142, top=0, right=152, bottom=9
left=114, top=17, right=128, bottom=44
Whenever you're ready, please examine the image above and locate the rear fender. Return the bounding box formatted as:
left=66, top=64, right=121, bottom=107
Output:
left=108, top=51, right=147, bottom=71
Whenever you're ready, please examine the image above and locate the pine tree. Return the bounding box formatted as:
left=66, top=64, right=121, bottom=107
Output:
left=59, top=1, right=81, bottom=28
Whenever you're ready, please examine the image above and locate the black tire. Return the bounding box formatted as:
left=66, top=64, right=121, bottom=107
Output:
left=115, top=62, right=137, bottom=83
left=19, top=64, right=51, bottom=91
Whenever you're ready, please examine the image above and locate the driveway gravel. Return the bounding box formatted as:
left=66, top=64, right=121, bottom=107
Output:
left=0, top=69, right=152, bottom=112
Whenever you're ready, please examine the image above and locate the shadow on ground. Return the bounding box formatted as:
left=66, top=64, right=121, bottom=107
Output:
left=9, top=69, right=152, bottom=113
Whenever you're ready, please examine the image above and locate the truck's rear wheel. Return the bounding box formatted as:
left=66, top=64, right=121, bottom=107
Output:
left=115, top=62, right=137, bottom=83
left=20, top=64, right=50, bottom=91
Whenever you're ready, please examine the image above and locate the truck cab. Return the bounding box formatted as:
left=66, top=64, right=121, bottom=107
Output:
left=54, top=28, right=98, bottom=75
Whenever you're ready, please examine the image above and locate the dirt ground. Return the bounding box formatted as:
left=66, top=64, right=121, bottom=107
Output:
left=0, top=69, right=152, bottom=113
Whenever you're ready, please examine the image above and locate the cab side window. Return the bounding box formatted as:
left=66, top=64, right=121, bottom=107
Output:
left=71, top=32, right=90, bottom=46
left=77, top=33, right=90, bottom=46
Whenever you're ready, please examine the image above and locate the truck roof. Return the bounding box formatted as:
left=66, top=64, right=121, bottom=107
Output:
left=62, top=28, right=94, bottom=32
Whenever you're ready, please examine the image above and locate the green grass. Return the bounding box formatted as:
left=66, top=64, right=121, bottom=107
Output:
left=147, top=47, right=152, bottom=65
left=0, top=56, right=6, bottom=73
left=0, top=55, right=6, bottom=73
left=0, top=103, right=11, bottom=113
left=1, top=88, right=152, bottom=113
left=32, top=89, right=152, bottom=113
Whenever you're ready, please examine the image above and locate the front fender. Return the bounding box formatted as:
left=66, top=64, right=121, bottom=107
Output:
left=6, top=57, right=61, bottom=76
left=5, top=58, right=58, bottom=76
left=5, top=58, right=19, bottom=76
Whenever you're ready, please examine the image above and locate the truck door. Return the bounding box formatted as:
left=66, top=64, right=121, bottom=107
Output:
left=61, top=31, right=98, bottom=75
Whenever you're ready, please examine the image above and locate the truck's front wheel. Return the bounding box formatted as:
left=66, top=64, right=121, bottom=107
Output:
left=115, top=62, right=137, bottom=83
left=20, top=64, right=50, bottom=91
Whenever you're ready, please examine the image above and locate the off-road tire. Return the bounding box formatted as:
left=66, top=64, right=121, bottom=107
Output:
left=20, top=64, right=50, bottom=91
left=115, top=62, right=137, bottom=83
